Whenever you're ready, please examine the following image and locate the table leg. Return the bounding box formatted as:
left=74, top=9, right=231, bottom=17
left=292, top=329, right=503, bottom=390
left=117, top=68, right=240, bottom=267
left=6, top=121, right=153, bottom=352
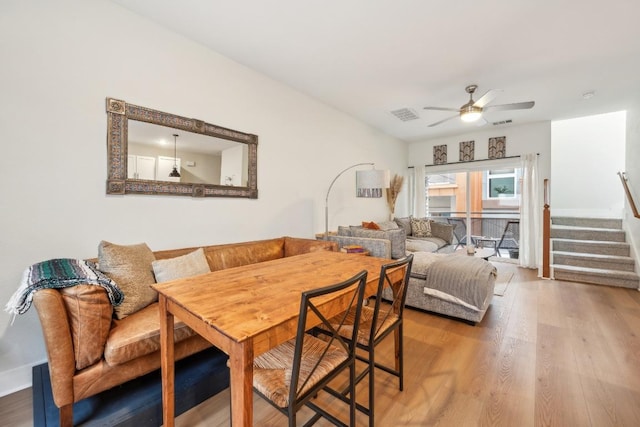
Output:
left=228, top=339, right=254, bottom=427
left=159, top=295, right=175, bottom=427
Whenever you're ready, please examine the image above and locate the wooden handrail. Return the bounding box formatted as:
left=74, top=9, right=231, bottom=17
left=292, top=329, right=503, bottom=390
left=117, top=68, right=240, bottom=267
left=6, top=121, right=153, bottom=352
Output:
left=618, top=171, right=640, bottom=218
left=542, top=179, right=551, bottom=278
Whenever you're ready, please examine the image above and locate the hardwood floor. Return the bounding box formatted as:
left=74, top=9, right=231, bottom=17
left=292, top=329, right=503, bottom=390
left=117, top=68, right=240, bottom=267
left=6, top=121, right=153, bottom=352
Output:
left=2, top=262, right=640, bottom=426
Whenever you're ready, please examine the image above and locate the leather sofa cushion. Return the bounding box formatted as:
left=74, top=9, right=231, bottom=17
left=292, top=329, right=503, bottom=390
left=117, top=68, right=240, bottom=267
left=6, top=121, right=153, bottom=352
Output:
left=60, top=285, right=113, bottom=370
left=205, top=239, right=285, bottom=270
left=153, top=238, right=286, bottom=272
left=104, top=302, right=197, bottom=366
left=283, top=236, right=336, bottom=257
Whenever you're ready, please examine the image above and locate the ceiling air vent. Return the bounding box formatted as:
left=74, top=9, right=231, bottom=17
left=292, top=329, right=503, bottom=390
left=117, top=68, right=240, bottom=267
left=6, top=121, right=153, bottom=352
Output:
left=390, top=108, right=419, bottom=121
left=492, top=119, right=513, bottom=126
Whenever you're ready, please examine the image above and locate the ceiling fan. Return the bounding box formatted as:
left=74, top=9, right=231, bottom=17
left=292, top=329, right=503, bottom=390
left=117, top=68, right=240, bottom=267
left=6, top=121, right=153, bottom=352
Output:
left=424, top=85, right=535, bottom=127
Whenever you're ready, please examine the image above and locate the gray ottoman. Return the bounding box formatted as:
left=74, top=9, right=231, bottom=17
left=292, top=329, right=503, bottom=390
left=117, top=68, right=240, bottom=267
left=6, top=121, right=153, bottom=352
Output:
left=387, top=251, right=496, bottom=324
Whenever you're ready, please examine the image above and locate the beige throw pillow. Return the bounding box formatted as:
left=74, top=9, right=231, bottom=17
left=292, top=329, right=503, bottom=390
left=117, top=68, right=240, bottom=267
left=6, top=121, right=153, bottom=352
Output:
left=152, top=248, right=211, bottom=283
left=98, top=241, right=157, bottom=319
left=410, top=217, right=432, bottom=237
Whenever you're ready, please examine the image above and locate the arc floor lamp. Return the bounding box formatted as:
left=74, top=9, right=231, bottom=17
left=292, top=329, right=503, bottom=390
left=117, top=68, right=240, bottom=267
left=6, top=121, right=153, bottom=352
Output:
left=324, top=163, right=390, bottom=240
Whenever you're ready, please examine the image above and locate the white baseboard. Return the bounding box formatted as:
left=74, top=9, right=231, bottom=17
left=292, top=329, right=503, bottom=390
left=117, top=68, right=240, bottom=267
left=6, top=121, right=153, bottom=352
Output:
left=0, top=361, right=44, bottom=397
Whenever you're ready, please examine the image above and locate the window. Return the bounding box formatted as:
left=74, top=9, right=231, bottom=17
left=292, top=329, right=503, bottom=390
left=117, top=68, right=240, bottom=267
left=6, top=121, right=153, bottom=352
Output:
left=487, top=168, right=518, bottom=199
left=423, top=165, right=521, bottom=257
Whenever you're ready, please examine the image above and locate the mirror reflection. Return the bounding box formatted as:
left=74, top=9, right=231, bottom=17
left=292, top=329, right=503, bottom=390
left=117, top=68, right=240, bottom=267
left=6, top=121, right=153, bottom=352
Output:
left=105, top=97, right=258, bottom=198
left=127, top=120, right=249, bottom=186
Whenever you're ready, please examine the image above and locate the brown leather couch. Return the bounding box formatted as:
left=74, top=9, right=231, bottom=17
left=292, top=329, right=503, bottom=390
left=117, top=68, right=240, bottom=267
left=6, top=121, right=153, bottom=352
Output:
left=33, top=236, right=337, bottom=426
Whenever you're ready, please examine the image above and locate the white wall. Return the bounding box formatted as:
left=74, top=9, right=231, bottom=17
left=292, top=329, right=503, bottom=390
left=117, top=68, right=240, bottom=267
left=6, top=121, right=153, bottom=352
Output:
left=407, top=121, right=552, bottom=217
left=551, top=112, right=626, bottom=218
left=221, top=144, right=247, bottom=187
left=624, top=102, right=640, bottom=262
left=0, top=0, right=407, bottom=395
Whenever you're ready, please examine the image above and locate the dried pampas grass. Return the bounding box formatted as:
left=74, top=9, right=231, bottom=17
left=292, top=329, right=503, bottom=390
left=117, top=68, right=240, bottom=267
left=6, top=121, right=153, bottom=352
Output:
left=386, top=174, right=404, bottom=218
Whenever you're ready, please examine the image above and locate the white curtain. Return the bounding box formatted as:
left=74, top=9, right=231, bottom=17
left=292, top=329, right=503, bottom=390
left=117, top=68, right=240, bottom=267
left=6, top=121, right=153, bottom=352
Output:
left=519, top=153, right=541, bottom=271
left=406, top=167, right=416, bottom=216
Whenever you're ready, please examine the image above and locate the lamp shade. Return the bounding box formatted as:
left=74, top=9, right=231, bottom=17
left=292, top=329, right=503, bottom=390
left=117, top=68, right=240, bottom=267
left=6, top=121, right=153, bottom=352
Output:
left=356, top=169, right=390, bottom=198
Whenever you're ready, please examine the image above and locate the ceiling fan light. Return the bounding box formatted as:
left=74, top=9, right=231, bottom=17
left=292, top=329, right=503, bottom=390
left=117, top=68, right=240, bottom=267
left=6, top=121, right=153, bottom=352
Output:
left=460, top=105, right=482, bottom=122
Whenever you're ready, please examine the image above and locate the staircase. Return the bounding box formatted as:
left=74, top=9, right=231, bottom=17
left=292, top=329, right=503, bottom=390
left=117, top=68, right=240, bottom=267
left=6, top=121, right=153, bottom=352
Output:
left=551, top=217, right=639, bottom=289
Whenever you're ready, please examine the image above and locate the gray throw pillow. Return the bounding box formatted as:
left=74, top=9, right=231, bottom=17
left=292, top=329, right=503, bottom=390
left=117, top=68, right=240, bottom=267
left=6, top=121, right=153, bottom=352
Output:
left=394, top=217, right=412, bottom=236
left=430, top=221, right=454, bottom=244
left=377, top=220, right=400, bottom=231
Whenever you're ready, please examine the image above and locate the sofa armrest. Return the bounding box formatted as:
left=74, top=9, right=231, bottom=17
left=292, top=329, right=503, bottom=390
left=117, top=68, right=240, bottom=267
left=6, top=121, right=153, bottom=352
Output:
left=328, top=235, right=392, bottom=258
left=33, top=289, right=76, bottom=408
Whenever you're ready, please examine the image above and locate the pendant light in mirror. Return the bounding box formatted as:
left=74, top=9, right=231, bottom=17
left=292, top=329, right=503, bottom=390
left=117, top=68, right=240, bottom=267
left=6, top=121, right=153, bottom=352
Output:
left=169, top=133, right=181, bottom=177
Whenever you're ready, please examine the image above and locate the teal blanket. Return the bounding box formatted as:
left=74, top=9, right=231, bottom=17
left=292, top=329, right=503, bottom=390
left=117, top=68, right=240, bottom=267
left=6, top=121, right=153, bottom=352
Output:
left=5, top=258, right=124, bottom=318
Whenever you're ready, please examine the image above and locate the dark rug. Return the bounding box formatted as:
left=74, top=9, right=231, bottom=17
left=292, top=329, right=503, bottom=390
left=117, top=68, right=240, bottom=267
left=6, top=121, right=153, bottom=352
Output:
left=32, top=347, right=230, bottom=427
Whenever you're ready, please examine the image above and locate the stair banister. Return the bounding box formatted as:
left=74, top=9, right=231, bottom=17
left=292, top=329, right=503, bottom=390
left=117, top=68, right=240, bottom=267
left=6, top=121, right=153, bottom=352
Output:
left=542, top=178, right=551, bottom=278
left=618, top=171, right=640, bottom=219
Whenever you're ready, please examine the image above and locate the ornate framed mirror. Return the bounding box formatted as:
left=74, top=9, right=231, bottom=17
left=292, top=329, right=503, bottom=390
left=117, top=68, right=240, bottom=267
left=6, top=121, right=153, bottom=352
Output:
left=106, top=98, right=258, bottom=198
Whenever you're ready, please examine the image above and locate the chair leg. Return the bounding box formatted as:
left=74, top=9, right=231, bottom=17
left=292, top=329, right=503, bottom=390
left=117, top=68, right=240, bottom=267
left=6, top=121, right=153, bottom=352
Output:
left=398, top=324, right=404, bottom=391
left=59, top=404, right=73, bottom=427
left=394, top=329, right=401, bottom=373
left=369, top=346, right=375, bottom=427
left=350, top=361, right=357, bottom=427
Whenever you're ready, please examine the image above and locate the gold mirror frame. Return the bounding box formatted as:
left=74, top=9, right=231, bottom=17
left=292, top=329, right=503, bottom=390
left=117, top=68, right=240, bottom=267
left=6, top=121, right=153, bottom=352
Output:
left=106, top=97, right=258, bottom=198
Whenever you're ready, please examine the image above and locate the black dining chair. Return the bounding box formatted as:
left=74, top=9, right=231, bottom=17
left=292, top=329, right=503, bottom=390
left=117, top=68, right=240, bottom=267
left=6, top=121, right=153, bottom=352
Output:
left=317, top=254, right=414, bottom=427
left=497, top=219, right=520, bottom=258
left=252, top=270, right=368, bottom=427
left=446, top=217, right=469, bottom=250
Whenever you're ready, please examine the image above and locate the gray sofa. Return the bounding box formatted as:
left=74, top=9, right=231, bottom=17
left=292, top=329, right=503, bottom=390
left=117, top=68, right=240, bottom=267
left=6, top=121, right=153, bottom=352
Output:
left=327, top=218, right=495, bottom=324
left=394, top=217, right=456, bottom=254
left=328, top=218, right=455, bottom=259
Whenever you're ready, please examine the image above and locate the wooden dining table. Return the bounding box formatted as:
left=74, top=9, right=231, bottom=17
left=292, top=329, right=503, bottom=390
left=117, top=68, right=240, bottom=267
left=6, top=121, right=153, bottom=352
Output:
left=153, top=250, right=399, bottom=427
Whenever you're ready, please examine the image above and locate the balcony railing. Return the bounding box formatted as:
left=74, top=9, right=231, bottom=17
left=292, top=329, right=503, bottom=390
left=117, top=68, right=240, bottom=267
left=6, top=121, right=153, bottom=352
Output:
left=428, top=211, right=520, bottom=257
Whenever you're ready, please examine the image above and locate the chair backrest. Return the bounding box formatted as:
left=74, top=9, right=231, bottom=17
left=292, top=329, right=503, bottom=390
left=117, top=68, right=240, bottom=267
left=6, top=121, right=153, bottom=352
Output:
left=371, top=254, right=414, bottom=342
left=289, top=270, right=368, bottom=404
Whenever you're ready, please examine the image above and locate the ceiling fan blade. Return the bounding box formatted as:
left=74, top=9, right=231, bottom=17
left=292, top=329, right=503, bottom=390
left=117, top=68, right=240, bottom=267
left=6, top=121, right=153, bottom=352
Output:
left=484, top=101, right=535, bottom=112
left=423, top=106, right=460, bottom=112
left=428, top=114, right=459, bottom=127
left=473, top=89, right=502, bottom=108
left=476, top=117, right=488, bottom=127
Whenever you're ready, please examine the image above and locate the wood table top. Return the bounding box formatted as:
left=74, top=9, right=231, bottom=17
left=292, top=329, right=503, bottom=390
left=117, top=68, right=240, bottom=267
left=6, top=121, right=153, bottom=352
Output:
left=152, top=251, right=391, bottom=345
